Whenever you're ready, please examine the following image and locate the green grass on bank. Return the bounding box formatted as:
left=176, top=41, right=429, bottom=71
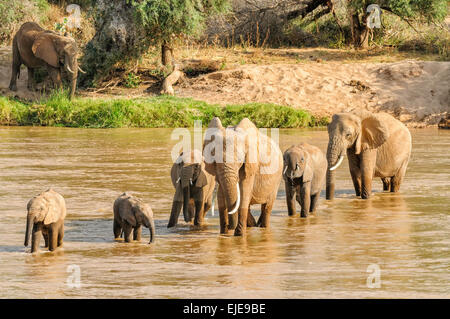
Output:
left=0, top=93, right=328, bottom=128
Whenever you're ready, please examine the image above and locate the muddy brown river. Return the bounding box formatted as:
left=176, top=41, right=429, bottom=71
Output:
left=0, top=127, right=448, bottom=298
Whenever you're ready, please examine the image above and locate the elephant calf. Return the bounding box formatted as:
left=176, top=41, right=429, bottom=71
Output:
left=25, top=189, right=66, bottom=253
left=113, top=193, right=155, bottom=243
left=167, top=150, right=215, bottom=228
left=283, top=143, right=327, bottom=217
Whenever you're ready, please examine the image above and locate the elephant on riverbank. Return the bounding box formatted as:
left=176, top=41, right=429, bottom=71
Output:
left=326, top=110, right=411, bottom=199
left=9, top=22, right=84, bottom=99
left=113, top=193, right=155, bottom=243
left=203, top=117, right=283, bottom=236
left=283, top=143, right=327, bottom=217
left=25, top=189, right=66, bottom=253
left=167, top=150, right=216, bottom=227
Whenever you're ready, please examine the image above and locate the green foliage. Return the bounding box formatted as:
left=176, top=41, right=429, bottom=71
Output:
left=0, top=0, right=49, bottom=44
left=0, top=94, right=327, bottom=128
left=347, top=0, right=447, bottom=22
left=128, top=0, right=230, bottom=44
left=124, top=72, right=142, bottom=88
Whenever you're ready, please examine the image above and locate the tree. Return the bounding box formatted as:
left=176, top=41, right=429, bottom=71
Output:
left=345, top=0, right=448, bottom=48
left=130, top=0, right=229, bottom=67
left=81, top=0, right=229, bottom=86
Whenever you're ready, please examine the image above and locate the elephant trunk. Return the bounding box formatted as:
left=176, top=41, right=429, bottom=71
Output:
left=218, top=170, right=240, bottom=214
left=65, top=53, right=78, bottom=100
left=167, top=200, right=182, bottom=228
left=326, top=141, right=343, bottom=200
left=24, top=213, right=34, bottom=246
left=182, top=186, right=191, bottom=223
left=180, top=166, right=194, bottom=223
left=149, top=218, right=155, bottom=243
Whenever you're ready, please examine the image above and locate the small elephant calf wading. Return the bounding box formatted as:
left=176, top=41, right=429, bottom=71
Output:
left=167, top=150, right=215, bottom=228
left=113, top=193, right=155, bottom=243
left=25, top=189, right=66, bottom=253
left=283, top=143, right=327, bottom=217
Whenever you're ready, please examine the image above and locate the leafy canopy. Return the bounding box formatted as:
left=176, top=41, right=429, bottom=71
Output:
left=128, top=0, right=230, bottom=43
left=347, top=0, right=447, bottom=22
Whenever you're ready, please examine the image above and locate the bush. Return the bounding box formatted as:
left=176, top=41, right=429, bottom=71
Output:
left=0, top=0, right=49, bottom=44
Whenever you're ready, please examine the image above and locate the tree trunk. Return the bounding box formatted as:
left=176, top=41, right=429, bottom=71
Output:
left=349, top=11, right=369, bottom=48
left=161, top=42, right=174, bottom=67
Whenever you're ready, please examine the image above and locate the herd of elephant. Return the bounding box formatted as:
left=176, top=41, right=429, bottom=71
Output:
left=24, top=111, right=412, bottom=253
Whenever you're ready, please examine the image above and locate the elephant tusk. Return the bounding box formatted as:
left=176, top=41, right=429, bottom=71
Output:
left=283, top=165, right=288, bottom=175
left=210, top=184, right=217, bottom=216
left=176, top=177, right=180, bottom=183
left=228, top=183, right=241, bottom=215
left=66, top=65, right=74, bottom=74
left=329, top=155, right=344, bottom=171
left=190, top=178, right=193, bottom=186
left=78, top=66, right=86, bottom=74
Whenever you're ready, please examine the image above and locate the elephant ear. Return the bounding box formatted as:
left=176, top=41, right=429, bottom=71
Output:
left=32, top=35, right=59, bottom=68
left=360, top=115, right=390, bottom=152
left=195, top=165, right=208, bottom=188
left=203, top=117, right=224, bottom=175
left=124, top=206, right=137, bottom=227
left=302, top=160, right=314, bottom=183
left=236, top=118, right=259, bottom=178
left=43, top=194, right=60, bottom=225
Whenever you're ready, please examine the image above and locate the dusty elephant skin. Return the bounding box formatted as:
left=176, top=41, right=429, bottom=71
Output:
left=203, top=117, right=283, bottom=236
left=113, top=193, right=155, bottom=243
left=167, top=150, right=215, bottom=228
left=25, top=189, right=66, bottom=253
left=326, top=110, right=412, bottom=200
left=283, top=143, right=327, bottom=218
left=8, top=22, right=84, bottom=99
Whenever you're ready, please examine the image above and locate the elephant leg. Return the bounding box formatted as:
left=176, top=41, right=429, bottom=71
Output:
left=228, top=212, right=238, bottom=230
left=300, top=182, right=311, bottom=218
left=123, top=223, right=133, bottom=243
left=57, top=222, right=64, bottom=247
left=285, top=180, right=296, bottom=216
left=382, top=177, right=391, bottom=191
left=27, top=67, right=35, bottom=90
left=257, top=202, right=273, bottom=227
left=43, top=231, right=49, bottom=248
left=194, top=200, right=205, bottom=226
left=247, top=206, right=257, bottom=227
left=48, top=224, right=58, bottom=252
left=188, top=201, right=195, bottom=223
left=133, top=226, right=142, bottom=241
left=391, top=161, right=408, bottom=192
left=360, top=149, right=377, bottom=199
left=203, top=200, right=211, bottom=219
left=234, top=176, right=255, bottom=236
left=47, top=66, right=62, bottom=91
left=31, top=223, right=42, bottom=253
left=309, top=193, right=320, bottom=213
left=218, top=187, right=231, bottom=233
left=9, top=38, right=20, bottom=91
left=113, top=218, right=122, bottom=239
left=348, top=150, right=362, bottom=197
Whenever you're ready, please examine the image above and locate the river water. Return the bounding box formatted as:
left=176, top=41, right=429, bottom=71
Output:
left=0, top=127, right=448, bottom=298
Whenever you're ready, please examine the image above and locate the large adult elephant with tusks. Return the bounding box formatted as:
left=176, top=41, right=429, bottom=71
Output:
left=326, top=111, right=411, bottom=199
left=9, top=22, right=84, bottom=99
left=203, top=117, right=283, bottom=236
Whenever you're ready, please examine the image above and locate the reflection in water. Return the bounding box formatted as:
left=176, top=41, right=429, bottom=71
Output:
left=0, top=127, right=448, bottom=298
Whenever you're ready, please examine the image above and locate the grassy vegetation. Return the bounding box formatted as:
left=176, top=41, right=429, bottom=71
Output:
left=0, top=93, right=328, bottom=128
